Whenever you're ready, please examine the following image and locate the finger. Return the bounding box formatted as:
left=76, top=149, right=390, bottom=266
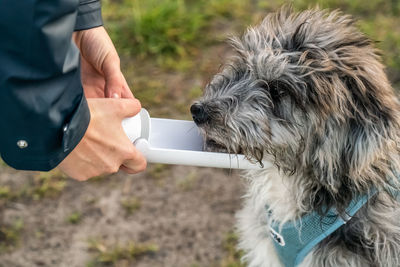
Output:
left=121, top=76, right=134, bottom=99
left=116, top=98, right=142, bottom=118
left=104, top=72, right=123, bottom=98
left=121, top=88, right=134, bottom=99
left=120, top=158, right=147, bottom=174
left=121, top=160, right=147, bottom=174
left=102, top=51, right=123, bottom=98
left=106, top=72, right=133, bottom=99
left=120, top=164, right=143, bottom=174
left=121, top=144, right=147, bottom=173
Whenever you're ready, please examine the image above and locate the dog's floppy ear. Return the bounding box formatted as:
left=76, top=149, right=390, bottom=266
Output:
left=309, top=59, right=400, bottom=206
left=303, top=35, right=400, bottom=214
left=341, top=73, right=400, bottom=189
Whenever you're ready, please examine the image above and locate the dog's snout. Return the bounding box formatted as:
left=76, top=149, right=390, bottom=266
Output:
left=190, top=103, right=209, bottom=125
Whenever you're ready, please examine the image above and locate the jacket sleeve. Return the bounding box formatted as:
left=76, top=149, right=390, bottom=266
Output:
left=75, top=0, right=103, bottom=31
left=0, top=0, right=91, bottom=171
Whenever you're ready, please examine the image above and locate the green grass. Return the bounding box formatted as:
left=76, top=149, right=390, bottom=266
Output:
left=132, top=78, right=167, bottom=108
left=0, top=158, right=8, bottom=168
left=102, top=0, right=256, bottom=70
left=359, top=16, right=400, bottom=71
left=104, top=0, right=208, bottom=63
left=30, top=171, right=67, bottom=200
left=0, top=219, right=24, bottom=253
left=0, top=185, right=12, bottom=207
left=291, top=0, right=399, bottom=16
left=0, top=170, right=67, bottom=206
left=0, top=186, right=11, bottom=199
left=67, top=212, right=82, bottom=225
left=176, top=170, right=198, bottom=191
left=147, top=163, right=171, bottom=181
left=87, top=239, right=158, bottom=266
left=120, top=197, right=141, bottom=215
left=217, top=231, right=245, bottom=267
left=207, top=0, right=252, bottom=21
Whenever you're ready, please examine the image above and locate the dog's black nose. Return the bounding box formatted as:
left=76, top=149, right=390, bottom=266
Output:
left=190, top=103, right=209, bottom=125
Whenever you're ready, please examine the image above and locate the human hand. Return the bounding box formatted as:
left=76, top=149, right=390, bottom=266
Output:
left=73, top=26, right=133, bottom=99
left=58, top=98, right=146, bottom=181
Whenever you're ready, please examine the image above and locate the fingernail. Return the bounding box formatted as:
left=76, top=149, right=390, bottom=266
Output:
left=112, top=93, right=120, bottom=99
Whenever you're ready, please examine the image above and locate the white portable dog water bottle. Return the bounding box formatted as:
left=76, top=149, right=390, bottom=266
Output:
left=122, top=109, right=270, bottom=169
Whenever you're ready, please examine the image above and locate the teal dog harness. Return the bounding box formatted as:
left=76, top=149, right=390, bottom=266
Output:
left=267, top=192, right=377, bottom=267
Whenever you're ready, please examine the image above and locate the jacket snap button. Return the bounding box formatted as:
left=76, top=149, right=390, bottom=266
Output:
left=17, top=140, right=28, bottom=149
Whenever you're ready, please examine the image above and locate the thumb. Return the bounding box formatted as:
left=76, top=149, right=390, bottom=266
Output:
left=102, top=53, right=124, bottom=98
left=104, top=72, right=123, bottom=98
left=115, top=98, right=142, bottom=119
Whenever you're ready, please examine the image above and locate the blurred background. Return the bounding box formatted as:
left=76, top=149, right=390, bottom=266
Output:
left=1, top=0, right=399, bottom=266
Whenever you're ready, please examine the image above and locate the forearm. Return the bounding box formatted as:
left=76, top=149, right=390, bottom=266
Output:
left=73, top=0, right=103, bottom=50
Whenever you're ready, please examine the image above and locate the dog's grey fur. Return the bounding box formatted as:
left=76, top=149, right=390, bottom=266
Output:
left=193, top=7, right=400, bottom=267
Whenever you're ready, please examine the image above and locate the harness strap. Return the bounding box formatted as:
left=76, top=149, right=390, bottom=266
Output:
left=267, top=191, right=377, bottom=267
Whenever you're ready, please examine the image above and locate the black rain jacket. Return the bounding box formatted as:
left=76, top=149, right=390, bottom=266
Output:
left=0, top=0, right=103, bottom=171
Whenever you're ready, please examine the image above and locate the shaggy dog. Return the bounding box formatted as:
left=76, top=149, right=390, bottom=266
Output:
left=191, top=7, right=400, bottom=267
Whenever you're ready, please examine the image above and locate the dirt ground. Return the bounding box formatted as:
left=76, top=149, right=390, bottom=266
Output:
left=0, top=164, right=244, bottom=267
